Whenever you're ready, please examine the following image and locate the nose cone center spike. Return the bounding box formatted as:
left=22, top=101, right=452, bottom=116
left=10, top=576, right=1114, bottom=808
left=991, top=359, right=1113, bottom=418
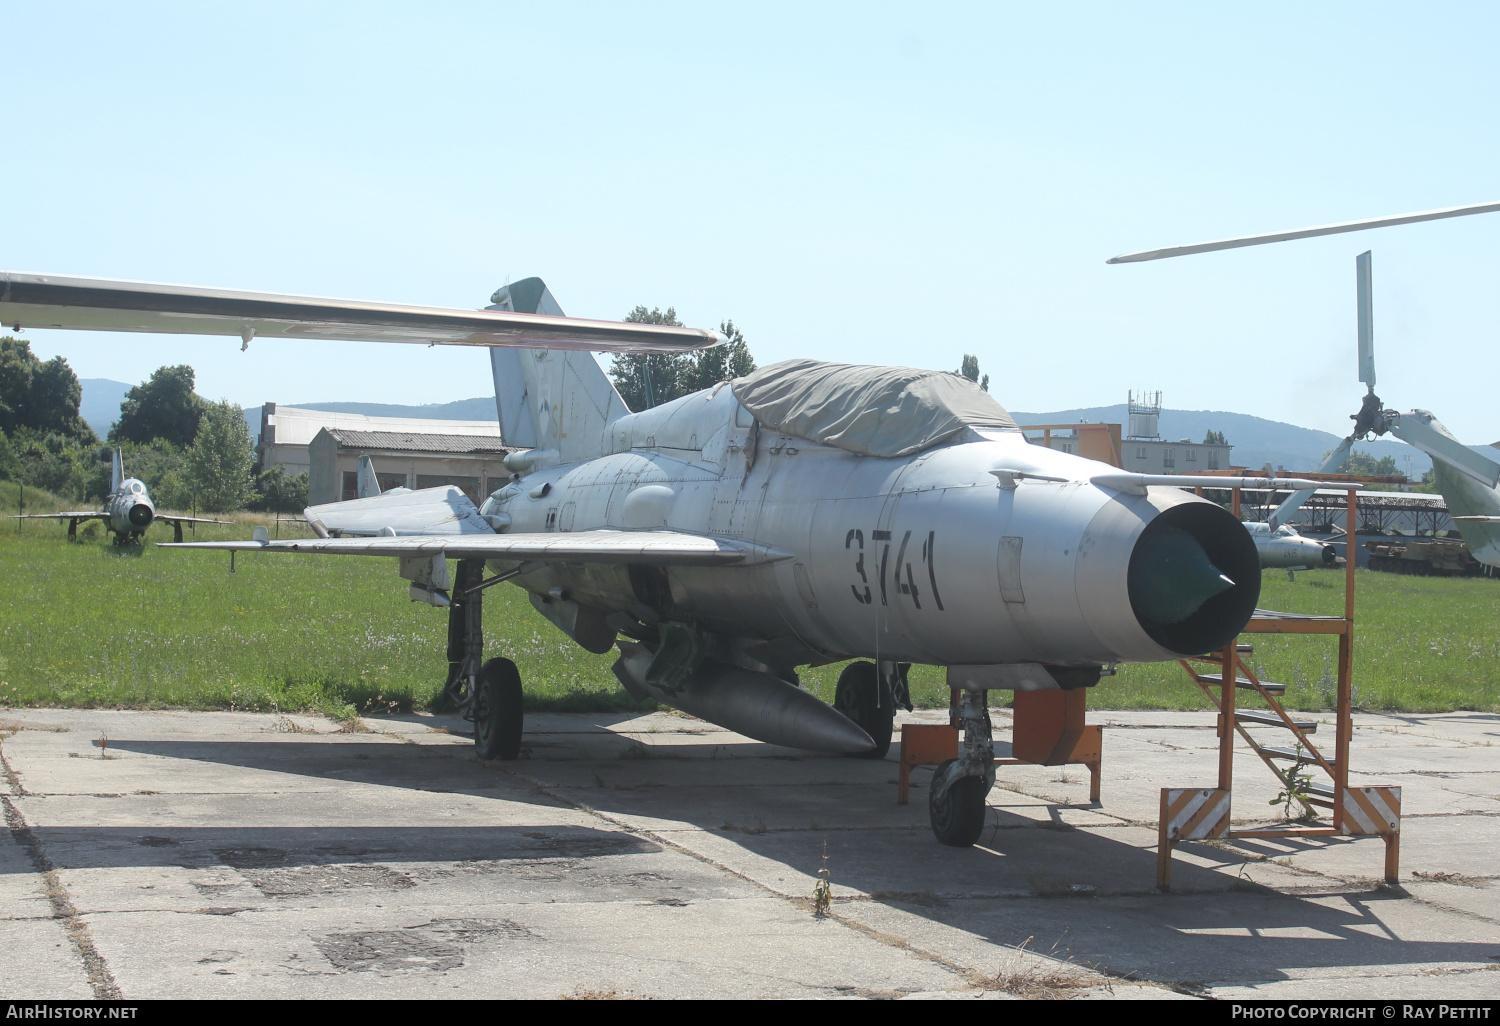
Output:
left=128, top=503, right=154, bottom=528
left=1128, top=525, right=1235, bottom=625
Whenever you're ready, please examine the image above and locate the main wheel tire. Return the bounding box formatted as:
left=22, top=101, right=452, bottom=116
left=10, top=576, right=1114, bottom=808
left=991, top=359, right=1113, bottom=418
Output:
left=833, top=661, right=893, bottom=759
left=929, top=760, right=988, bottom=847
left=474, top=657, right=524, bottom=760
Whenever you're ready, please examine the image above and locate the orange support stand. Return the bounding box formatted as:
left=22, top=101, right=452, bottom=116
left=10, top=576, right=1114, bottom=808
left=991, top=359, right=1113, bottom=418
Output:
left=897, top=724, right=958, bottom=804
left=897, top=689, right=1103, bottom=805
left=1006, top=689, right=1102, bottom=803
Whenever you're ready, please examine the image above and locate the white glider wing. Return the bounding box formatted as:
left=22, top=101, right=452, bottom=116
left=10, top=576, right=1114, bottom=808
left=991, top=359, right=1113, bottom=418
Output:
left=0, top=271, right=718, bottom=353
left=304, top=486, right=493, bottom=537
left=160, top=530, right=793, bottom=567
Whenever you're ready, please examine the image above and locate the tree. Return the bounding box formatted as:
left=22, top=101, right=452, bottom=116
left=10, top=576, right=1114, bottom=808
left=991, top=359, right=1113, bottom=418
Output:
left=0, top=427, right=18, bottom=481
left=1410, top=469, right=1441, bottom=494
left=609, top=308, right=758, bottom=411
left=680, top=320, right=756, bottom=393
left=956, top=354, right=989, bottom=392
left=11, top=430, right=90, bottom=496
left=86, top=439, right=191, bottom=507
left=112, top=365, right=206, bottom=448
left=185, top=400, right=255, bottom=512
left=1203, top=429, right=1228, bottom=445
left=0, top=336, right=94, bottom=441
left=1338, top=450, right=1400, bottom=477
left=610, top=306, right=685, bottom=411
left=248, top=465, right=310, bottom=513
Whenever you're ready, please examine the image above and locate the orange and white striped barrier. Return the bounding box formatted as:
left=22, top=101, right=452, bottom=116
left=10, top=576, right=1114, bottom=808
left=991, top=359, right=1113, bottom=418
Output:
left=1341, top=786, right=1401, bottom=836
left=1157, top=788, right=1231, bottom=890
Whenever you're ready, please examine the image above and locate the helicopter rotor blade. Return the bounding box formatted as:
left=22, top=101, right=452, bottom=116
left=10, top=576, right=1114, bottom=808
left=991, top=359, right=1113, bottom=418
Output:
left=1107, top=199, right=1500, bottom=264
left=1357, top=251, right=1375, bottom=390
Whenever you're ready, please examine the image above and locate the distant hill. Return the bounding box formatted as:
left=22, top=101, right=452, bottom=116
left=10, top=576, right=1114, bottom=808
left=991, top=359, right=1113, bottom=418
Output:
left=288, top=397, right=498, bottom=421
left=1010, top=404, right=1441, bottom=477
left=79, top=379, right=131, bottom=438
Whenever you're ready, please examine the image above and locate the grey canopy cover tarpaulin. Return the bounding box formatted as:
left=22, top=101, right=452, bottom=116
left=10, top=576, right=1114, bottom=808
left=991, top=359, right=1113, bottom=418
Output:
left=730, top=359, right=1018, bottom=458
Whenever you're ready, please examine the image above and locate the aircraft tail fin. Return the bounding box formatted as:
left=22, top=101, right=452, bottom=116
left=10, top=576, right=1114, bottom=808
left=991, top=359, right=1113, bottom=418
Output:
left=111, top=449, right=124, bottom=493
left=356, top=455, right=381, bottom=499
left=487, top=278, right=630, bottom=464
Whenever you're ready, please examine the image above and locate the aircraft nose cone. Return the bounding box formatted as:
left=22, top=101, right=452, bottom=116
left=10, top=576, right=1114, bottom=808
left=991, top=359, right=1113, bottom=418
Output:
left=128, top=503, right=153, bottom=528
left=1128, top=525, right=1235, bottom=625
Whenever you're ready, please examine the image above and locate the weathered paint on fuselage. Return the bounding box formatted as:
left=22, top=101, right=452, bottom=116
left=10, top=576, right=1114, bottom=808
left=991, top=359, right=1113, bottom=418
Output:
left=481, top=383, right=1254, bottom=671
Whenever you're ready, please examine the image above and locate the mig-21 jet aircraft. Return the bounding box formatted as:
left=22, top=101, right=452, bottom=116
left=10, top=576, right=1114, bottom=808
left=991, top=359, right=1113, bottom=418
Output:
left=1, top=269, right=1315, bottom=846
left=11, top=447, right=227, bottom=543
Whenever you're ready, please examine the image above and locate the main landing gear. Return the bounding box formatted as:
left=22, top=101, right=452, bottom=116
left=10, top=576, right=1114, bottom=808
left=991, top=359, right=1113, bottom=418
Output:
left=439, top=559, right=524, bottom=760
left=928, top=689, right=994, bottom=847
left=833, top=660, right=911, bottom=760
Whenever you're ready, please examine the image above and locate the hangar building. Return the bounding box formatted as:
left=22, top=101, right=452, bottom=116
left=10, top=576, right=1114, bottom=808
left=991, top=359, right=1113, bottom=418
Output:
left=256, top=403, right=514, bottom=506
left=306, top=428, right=512, bottom=505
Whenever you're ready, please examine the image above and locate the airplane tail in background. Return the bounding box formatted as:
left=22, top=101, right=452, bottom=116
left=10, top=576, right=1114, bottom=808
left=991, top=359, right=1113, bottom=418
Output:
left=357, top=455, right=380, bottom=499
left=111, top=449, right=124, bottom=493
left=487, top=278, right=631, bottom=465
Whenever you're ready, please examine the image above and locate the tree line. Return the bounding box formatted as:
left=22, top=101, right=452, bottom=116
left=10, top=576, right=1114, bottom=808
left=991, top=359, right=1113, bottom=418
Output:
left=608, top=308, right=756, bottom=410
left=0, top=337, right=305, bottom=513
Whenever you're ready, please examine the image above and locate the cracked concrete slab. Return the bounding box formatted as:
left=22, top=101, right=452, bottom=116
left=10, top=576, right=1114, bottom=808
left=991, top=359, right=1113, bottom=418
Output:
left=2, top=706, right=1499, bottom=999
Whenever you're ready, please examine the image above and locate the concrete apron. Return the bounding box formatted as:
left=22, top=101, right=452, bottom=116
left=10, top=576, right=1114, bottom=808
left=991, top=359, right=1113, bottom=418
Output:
left=1, top=707, right=1498, bottom=1000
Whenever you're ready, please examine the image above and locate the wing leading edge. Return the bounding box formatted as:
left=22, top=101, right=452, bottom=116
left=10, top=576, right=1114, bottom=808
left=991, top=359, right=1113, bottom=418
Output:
left=159, top=529, right=794, bottom=567
left=0, top=271, right=719, bottom=353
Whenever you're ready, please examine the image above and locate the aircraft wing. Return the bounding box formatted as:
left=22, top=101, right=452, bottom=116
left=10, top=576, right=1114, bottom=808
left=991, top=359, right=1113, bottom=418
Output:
left=157, top=515, right=233, bottom=526
left=9, top=511, right=107, bottom=521
left=0, top=271, right=718, bottom=353
left=159, top=530, right=794, bottom=567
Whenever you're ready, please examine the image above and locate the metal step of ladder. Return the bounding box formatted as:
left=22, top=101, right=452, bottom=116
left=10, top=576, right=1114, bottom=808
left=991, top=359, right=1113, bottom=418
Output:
left=1304, top=780, right=1336, bottom=808
left=1260, top=744, right=1334, bottom=768
left=1196, top=673, right=1286, bottom=696
left=1235, top=709, right=1318, bottom=733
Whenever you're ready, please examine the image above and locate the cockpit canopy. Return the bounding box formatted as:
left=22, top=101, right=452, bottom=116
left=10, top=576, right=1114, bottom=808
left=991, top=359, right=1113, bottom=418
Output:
left=731, top=359, right=1018, bottom=458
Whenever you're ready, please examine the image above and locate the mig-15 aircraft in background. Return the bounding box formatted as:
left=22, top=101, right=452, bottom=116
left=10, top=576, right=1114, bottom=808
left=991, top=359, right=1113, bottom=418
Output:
left=11, top=447, right=228, bottom=543
left=1, top=268, right=1319, bottom=847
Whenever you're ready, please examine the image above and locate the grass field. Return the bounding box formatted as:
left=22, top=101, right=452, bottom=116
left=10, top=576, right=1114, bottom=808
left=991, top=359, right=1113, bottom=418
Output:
left=1, top=506, right=1497, bottom=718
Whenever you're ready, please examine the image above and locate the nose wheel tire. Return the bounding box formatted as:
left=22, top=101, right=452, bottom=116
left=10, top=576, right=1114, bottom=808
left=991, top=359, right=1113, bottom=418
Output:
left=833, top=661, right=893, bottom=759
left=474, top=657, right=524, bottom=760
left=929, top=760, right=988, bottom=847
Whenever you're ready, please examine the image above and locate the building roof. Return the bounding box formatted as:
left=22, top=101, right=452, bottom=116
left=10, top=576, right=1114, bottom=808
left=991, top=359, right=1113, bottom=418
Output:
left=265, top=405, right=501, bottom=446
left=318, top=428, right=512, bottom=455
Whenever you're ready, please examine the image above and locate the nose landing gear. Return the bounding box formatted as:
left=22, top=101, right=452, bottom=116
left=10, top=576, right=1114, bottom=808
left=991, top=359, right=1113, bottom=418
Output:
left=928, top=689, right=994, bottom=847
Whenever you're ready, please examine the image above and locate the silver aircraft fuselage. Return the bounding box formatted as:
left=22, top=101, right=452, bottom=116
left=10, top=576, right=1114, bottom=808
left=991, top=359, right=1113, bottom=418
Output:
left=1243, top=521, right=1337, bottom=570
left=104, top=478, right=155, bottom=538
left=481, top=384, right=1260, bottom=672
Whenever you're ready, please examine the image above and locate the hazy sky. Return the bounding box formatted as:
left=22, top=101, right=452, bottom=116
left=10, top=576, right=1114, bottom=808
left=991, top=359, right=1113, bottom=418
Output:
left=9, top=2, right=1500, bottom=440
